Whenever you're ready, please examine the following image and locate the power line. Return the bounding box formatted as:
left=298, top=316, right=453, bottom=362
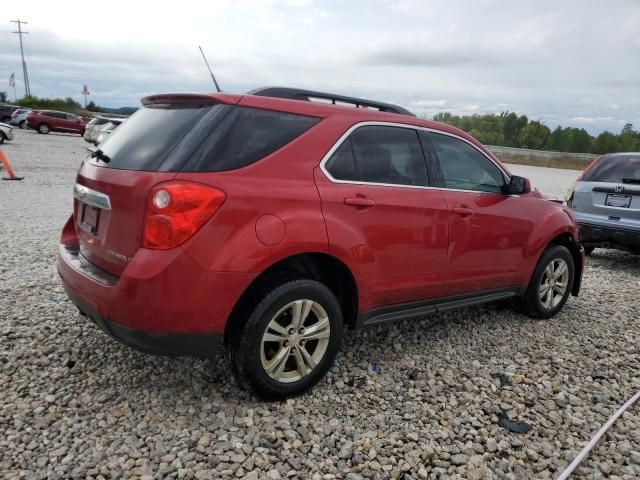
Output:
left=11, top=19, right=31, bottom=97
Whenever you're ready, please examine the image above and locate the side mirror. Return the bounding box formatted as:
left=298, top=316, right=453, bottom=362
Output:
left=508, top=175, right=531, bottom=194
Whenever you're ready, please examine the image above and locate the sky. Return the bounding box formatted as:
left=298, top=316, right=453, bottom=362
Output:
left=1, top=0, right=639, bottom=134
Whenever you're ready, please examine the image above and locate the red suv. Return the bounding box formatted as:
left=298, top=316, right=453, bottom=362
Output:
left=58, top=87, right=584, bottom=398
left=27, top=110, right=86, bottom=135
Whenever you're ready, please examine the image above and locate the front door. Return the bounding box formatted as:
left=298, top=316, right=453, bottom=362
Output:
left=426, top=131, right=534, bottom=296
left=316, top=124, right=449, bottom=311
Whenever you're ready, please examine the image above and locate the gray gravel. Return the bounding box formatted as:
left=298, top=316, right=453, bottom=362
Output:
left=1, top=130, right=639, bottom=479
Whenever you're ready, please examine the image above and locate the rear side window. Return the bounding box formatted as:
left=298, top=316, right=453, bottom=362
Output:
left=582, top=155, right=640, bottom=183
left=325, top=125, right=428, bottom=186
left=181, top=107, right=319, bottom=171
left=430, top=132, right=506, bottom=193
left=95, top=105, right=318, bottom=172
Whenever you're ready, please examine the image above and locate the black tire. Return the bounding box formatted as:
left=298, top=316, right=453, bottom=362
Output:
left=19, top=120, right=26, bottom=129
left=518, top=245, right=575, bottom=319
left=0, top=132, right=5, bottom=144
left=38, top=123, right=50, bottom=134
left=227, top=278, right=343, bottom=400
left=584, top=246, right=595, bottom=256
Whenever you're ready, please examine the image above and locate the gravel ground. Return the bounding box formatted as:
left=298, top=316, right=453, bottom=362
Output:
left=1, top=130, right=639, bottom=480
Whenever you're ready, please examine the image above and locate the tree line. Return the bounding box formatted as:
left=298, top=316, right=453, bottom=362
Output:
left=432, top=111, right=640, bottom=154
left=0, top=92, right=136, bottom=116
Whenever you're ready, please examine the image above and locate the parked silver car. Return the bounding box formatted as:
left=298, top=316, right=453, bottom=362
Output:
left=9, top=109, right=32, bottom=129
left=84, top=117, right=124, bottom=145
left=0, top=122, right=14, bottom=144
left=567, top=153, right=640, bottom=254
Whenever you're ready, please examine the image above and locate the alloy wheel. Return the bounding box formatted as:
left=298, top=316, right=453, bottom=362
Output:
left=260, top=299, right=331, bottom=383
left=538, top=258, right=569, bottom=309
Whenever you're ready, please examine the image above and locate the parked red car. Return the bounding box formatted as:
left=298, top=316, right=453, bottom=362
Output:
left=27, top=110, right=86, bottom=135
left=58, top=87, right=584, bottom=398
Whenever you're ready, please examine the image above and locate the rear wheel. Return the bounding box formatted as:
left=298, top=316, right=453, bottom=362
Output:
left=227, top=279, right=343, bottom=399
left=0, top=132, right=5, bottom=144
left=19, top=120, right=26, bottom=129
left=584, top=246, right=595, bottom=256
left=518, top=245, right=574, bottom=319
left=38, top=123, right=50, bottom=134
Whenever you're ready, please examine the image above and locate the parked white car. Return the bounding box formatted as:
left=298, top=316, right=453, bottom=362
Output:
left=0, top=122, right=14, bottom=144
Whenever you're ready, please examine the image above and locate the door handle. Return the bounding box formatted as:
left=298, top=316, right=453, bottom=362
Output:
left=344, top=196, right=375, bottom=208
left=452, top=207, right=474, bottom=217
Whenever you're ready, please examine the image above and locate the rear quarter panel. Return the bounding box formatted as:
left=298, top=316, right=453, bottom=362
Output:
left=176, top=116, right=356, bottom=274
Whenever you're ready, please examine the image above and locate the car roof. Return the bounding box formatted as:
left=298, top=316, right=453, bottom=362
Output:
left=140, top=88, right=507, bottom=170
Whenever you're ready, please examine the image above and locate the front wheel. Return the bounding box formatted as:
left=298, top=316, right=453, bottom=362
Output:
left=518, top=245, right=575, bottom=319
left=227, top=279, right=343, bottom=399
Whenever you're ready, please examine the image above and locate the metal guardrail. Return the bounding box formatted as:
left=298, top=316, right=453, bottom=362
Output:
left=486, top=145, right=597, bottom=161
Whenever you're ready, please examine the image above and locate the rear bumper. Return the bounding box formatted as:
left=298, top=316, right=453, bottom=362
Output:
left=577, top=221, right=640, bottom=252
left=66, top=286, right=223, bottom=358
left=57, top=217, right=256, bottom=357
left=2, top=129, right=13, bottom=141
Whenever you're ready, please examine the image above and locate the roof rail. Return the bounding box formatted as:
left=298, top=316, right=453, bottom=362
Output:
left=249, top=86, right=415, bottom=117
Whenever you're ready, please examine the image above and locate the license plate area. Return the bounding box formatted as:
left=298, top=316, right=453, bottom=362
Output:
left=605, top=194, right=632, bottom=208
left=80, top=203, right=101, bottom=234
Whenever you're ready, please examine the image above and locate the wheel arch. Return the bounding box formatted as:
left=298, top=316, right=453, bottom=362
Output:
left=225, top=252, right=359, bottom=343
left=547, top=232, right=583, bottom=296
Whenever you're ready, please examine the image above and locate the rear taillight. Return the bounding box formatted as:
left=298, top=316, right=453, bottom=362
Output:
left=142, top=181, right=226, bottom=250
left=577, top=155, right=602, bottom=181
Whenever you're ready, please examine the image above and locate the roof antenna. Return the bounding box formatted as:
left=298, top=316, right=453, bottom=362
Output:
left=198, top=46, right=222, bottom=92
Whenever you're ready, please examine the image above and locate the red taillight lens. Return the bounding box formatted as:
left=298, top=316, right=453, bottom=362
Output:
left=142, top=181, right=226, bottom=250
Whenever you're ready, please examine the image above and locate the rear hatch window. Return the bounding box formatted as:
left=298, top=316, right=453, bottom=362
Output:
left=93, top=103, right=319, bottom=172
left=582, top=155, right=640, bottom=183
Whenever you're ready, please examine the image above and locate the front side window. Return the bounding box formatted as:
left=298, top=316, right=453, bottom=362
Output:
left=325, top=125, right=428, bottom=186
left=430, top=133, right=505, bottom=193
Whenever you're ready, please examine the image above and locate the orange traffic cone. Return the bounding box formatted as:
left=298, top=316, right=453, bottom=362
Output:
left=0, top=149, right=24, bottom=181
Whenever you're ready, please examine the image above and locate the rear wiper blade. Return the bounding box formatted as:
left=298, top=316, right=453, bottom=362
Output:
left=621, top=178, right=640, bottom=184
left=90, top=148, right=111, bottom=164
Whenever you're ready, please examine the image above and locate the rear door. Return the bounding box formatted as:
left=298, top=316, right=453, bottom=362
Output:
left=426, top=131, right=535, bottom=296
left=573, top=154, right=640, bottom=230
left=65, top=114, right=83, bottom=133
left=316, top=124, right=449, bottom=310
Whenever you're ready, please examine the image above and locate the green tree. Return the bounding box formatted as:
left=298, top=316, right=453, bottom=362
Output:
left=0, top=91, right=7, bottom=103
left=501, top=112, right=528, bottom=147
left=592, top=131, right=619, bottom=154
left=518, top=121, right=551, bottom=150
left=619, top=123, right=640, bottom=151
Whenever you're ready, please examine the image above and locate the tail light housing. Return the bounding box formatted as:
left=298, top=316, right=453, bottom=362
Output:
left=142, top=181, right=226, bottom=250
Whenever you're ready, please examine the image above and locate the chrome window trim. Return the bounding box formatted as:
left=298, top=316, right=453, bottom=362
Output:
left=318, top=121, right=510, bottom=194
left=73, top=184, right=112, bottom=210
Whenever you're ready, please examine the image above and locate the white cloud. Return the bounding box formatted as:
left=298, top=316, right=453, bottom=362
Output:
left=1, top=0, right=639, bottom=134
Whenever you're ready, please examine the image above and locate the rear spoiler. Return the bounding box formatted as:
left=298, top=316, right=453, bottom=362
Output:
left=141, top=93, right=241, bottom=107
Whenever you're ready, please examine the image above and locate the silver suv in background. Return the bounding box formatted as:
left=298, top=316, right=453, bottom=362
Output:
left=83, top=117, right=125, bottom=145
left=9, top=109, right=32, bottom=129
left=568, top=153, right=640, bottom=255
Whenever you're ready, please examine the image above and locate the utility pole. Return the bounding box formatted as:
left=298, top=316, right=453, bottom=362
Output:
left=11, top=19, right=32, bottom=97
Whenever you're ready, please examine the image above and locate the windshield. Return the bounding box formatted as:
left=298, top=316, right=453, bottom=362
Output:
left=583, top=155, right=640, bottom=183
